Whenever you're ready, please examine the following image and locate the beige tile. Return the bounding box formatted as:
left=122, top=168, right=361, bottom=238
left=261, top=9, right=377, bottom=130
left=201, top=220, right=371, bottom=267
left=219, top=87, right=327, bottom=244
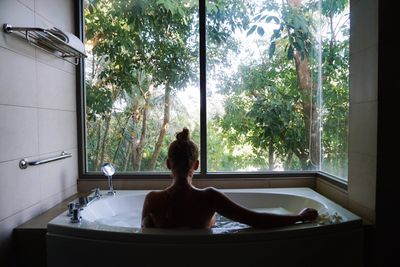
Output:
left=0, top=48, right=37, bottom=107
left=350, top=0, right=378, bottom=54
left=38, top=109, right=77, bottom=154
left=0, top=105, right=38, bottom=162
left=0, top=159, right=41, bottom=221
left=37, top=61, right=76, bottom=111
left=39, top=184, right=77, bottom=213
left=203, top=179, right=271, bottom=189
left=78, top=179, right=174, bottom=192
left=348, top=101, right=377, bottom=157
left=269, top=178, right=315, bottom=189
left=316, top=178, right=348, bottom=208
left=349, top=46, right=378, bottom=103
left=0, top=0, right=36, bottom=57
left=0, top=199, right=42, bottom=240
left=34, top=0, right=74, bottom=33
left=349, top=0, right=361, bottom=7
left=34, top=43, right=77, bottom=74
left=348, top=152, right=376, bottom=211
left=39, top=148, right=78, bottom=199
left=348, top=199, right=375, bottom=223
left=18, top=191, right=80, bottom=229
left=78, top=179, right=111, bottom=193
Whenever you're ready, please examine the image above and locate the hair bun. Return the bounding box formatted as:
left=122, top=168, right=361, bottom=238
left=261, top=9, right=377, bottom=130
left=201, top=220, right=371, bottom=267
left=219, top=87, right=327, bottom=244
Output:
left=176, top=128, right=190, bottom=141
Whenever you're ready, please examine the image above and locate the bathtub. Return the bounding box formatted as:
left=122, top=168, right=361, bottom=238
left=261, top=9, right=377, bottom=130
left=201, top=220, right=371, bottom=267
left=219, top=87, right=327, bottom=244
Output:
left=47, top=188, right=364, bottom=267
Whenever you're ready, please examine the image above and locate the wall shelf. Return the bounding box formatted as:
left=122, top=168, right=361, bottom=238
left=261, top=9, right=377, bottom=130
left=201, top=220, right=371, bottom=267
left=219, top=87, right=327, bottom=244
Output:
left=3, top=23, right=86, bottom=65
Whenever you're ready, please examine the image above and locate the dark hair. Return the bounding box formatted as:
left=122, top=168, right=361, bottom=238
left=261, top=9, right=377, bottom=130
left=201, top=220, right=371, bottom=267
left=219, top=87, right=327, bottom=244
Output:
left=168, top=128, right=199, bottom=177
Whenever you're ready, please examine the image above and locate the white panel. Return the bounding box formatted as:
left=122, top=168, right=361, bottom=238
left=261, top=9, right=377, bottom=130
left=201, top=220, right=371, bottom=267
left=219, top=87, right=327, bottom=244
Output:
left=39, top=184, right=77, bottom=213
left=0, top=105, right=38, bottom=162
left=349, top=46, right=378, bottom=103
left=0, top=0, right=36, bottom=57
left=348, top=101, right=377, bottom=157
left=37, top=61, right=76, bottom=111
left=350, top=0, right=378, bottom=54
left=39, top=148, right=78, bottom=200
left=0, top=48, right=37, bottom=107
left=38, top=109, right=77, bottom=154
left=0, top=159, right=41, bottom=221
left=348, top=151, right=376, bottom=210
left=34, top=0, right=74, bottom=32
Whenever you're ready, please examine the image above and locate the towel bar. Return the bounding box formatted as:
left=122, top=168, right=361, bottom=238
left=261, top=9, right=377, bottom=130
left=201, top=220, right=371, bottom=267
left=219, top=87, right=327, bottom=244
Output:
left=3, top=23, right=86, bottom=65
left=19, top=151, right=72, bottom=169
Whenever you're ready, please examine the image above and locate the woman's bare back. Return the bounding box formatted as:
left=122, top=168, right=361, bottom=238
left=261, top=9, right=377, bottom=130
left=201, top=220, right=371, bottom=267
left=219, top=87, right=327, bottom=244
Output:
left=141, top=186, right=216, bottom=228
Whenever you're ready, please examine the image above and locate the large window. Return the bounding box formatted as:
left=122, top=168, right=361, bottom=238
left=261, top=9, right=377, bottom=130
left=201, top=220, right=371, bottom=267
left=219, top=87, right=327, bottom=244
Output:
left=81, top=0, right=349, bottom=180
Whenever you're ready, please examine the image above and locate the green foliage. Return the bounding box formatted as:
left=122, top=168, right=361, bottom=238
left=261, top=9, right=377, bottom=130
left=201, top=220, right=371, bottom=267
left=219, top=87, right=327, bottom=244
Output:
left=217, top=50, right=310, bottom=170
left=247, top=1, right=316, bottom=61
left=85, top=0, right=248, bottom=172
left=214, top=0, right=349, bottom=175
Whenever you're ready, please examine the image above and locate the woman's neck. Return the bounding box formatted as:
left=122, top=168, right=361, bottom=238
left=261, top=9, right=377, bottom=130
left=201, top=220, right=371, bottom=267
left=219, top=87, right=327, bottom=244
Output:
left=171, top=173, right=193, bottom=187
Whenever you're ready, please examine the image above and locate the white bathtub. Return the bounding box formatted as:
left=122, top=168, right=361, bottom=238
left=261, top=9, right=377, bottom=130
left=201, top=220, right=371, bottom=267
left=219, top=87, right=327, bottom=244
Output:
left=47, top=188, right=364, bottom=267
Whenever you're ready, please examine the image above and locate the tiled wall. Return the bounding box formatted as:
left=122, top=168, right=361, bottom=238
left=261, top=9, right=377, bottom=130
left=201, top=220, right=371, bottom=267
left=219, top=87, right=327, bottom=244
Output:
left=347, top=0, right=378, bottom=223
left=316, top=0, right=378, bottom=223
left=0, top=0, right=77, bottom=265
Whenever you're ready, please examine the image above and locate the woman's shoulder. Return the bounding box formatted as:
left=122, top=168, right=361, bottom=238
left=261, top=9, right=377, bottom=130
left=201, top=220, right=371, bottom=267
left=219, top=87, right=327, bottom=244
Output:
left=144, top=190, right=167, bottom=201
left=196, top=186, right=223, bottom=197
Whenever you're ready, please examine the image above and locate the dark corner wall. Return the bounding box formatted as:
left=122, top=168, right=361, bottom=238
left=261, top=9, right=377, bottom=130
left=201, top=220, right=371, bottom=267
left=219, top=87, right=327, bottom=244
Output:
left=376, top=1, right=399, bottom=266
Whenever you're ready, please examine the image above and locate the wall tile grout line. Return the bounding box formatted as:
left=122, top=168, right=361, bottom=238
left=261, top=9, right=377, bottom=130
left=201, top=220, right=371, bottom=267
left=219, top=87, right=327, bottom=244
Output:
left=0, top=44, right=76, bottom=76
left=0, top=200, right=41, bottom=224
left=0, top=103, right=77, bottom=113
left=15, top=0, right=35, bottom=12
left=0, top=184, right=77, bottom=224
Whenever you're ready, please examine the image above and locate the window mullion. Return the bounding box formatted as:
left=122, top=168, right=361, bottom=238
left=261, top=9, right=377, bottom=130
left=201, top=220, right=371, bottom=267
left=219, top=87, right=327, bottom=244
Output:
left=199, top=0, right=207, bottom=177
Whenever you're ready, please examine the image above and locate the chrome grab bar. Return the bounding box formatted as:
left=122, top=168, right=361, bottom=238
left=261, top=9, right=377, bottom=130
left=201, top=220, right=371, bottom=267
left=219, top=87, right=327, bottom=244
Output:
left=19, top=151, right=72, bottom=169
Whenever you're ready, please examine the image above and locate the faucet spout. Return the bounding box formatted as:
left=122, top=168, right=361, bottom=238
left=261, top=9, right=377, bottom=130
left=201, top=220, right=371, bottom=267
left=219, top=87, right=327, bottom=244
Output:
left=107, top=175, right=115, bottom=195
left=101, top=162, right=116, bottom=196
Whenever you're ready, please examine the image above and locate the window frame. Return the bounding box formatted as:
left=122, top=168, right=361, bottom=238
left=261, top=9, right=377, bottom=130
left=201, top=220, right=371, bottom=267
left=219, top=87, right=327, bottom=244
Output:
left=74, top=0, right=347, bottom=189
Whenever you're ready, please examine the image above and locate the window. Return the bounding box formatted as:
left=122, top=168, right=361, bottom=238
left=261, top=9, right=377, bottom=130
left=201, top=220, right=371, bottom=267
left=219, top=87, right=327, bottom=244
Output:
left=80, top=0, right=349, bottom=180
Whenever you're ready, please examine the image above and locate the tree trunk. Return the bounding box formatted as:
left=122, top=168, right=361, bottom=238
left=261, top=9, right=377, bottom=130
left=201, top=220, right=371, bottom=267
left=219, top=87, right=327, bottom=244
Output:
left=133, top=99, right=149, bottom=170
left=112, top=115, right=131, bottom=163
left=268, top=142, right=274, bottom=171
left=293, top=148, right=309, bottom=169
left=94, top=120, right=102, bottom=170
left=293, top=52, right=320, bottom=169
left=123, top=144, right=131, bottom=171
left=284, top=150, right=294, bottom=169
left=287, top=0, right=320, bottom=169
left=149, top=86, right=171, bottom=170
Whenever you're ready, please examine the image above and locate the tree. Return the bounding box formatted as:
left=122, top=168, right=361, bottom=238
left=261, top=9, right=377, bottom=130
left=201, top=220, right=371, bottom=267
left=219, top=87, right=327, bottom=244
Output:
left=85, top=0, right=251, bottom=171
left=219, top=0, right=349, bottom=172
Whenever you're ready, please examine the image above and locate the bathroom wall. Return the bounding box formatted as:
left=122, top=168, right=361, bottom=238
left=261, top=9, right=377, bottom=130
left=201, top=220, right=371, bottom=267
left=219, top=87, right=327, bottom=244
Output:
left=0, top=0, right=78, bottom=265
left=347, top=0, right=378, bottom=223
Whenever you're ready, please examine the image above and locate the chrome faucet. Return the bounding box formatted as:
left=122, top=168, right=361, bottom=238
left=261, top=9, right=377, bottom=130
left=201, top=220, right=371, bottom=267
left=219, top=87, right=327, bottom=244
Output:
left=67, top=188, right=101, bottom=216
left=67, top=188, right=102, bottom=223
left=101, top=162, right=116, bottom=196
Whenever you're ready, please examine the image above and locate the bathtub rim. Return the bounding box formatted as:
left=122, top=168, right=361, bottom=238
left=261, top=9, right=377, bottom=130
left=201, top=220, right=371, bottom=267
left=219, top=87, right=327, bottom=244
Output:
left=47, top=187, right=362, bottom=242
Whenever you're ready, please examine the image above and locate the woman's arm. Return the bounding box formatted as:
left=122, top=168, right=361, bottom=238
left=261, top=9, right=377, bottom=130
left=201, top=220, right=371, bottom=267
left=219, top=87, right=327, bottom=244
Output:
left=141, top=193, right=155, bottom=228
left=208, top=188, right=318, bottom=228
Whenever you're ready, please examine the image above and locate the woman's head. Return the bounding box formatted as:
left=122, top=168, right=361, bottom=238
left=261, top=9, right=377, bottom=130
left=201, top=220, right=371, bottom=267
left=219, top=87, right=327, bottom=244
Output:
left=167, top=128, right=199, bottom=177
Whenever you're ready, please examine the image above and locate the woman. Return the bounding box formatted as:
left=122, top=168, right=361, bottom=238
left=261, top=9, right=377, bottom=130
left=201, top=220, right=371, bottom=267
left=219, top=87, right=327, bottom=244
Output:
left=141, top=128, right=318, bottom=229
